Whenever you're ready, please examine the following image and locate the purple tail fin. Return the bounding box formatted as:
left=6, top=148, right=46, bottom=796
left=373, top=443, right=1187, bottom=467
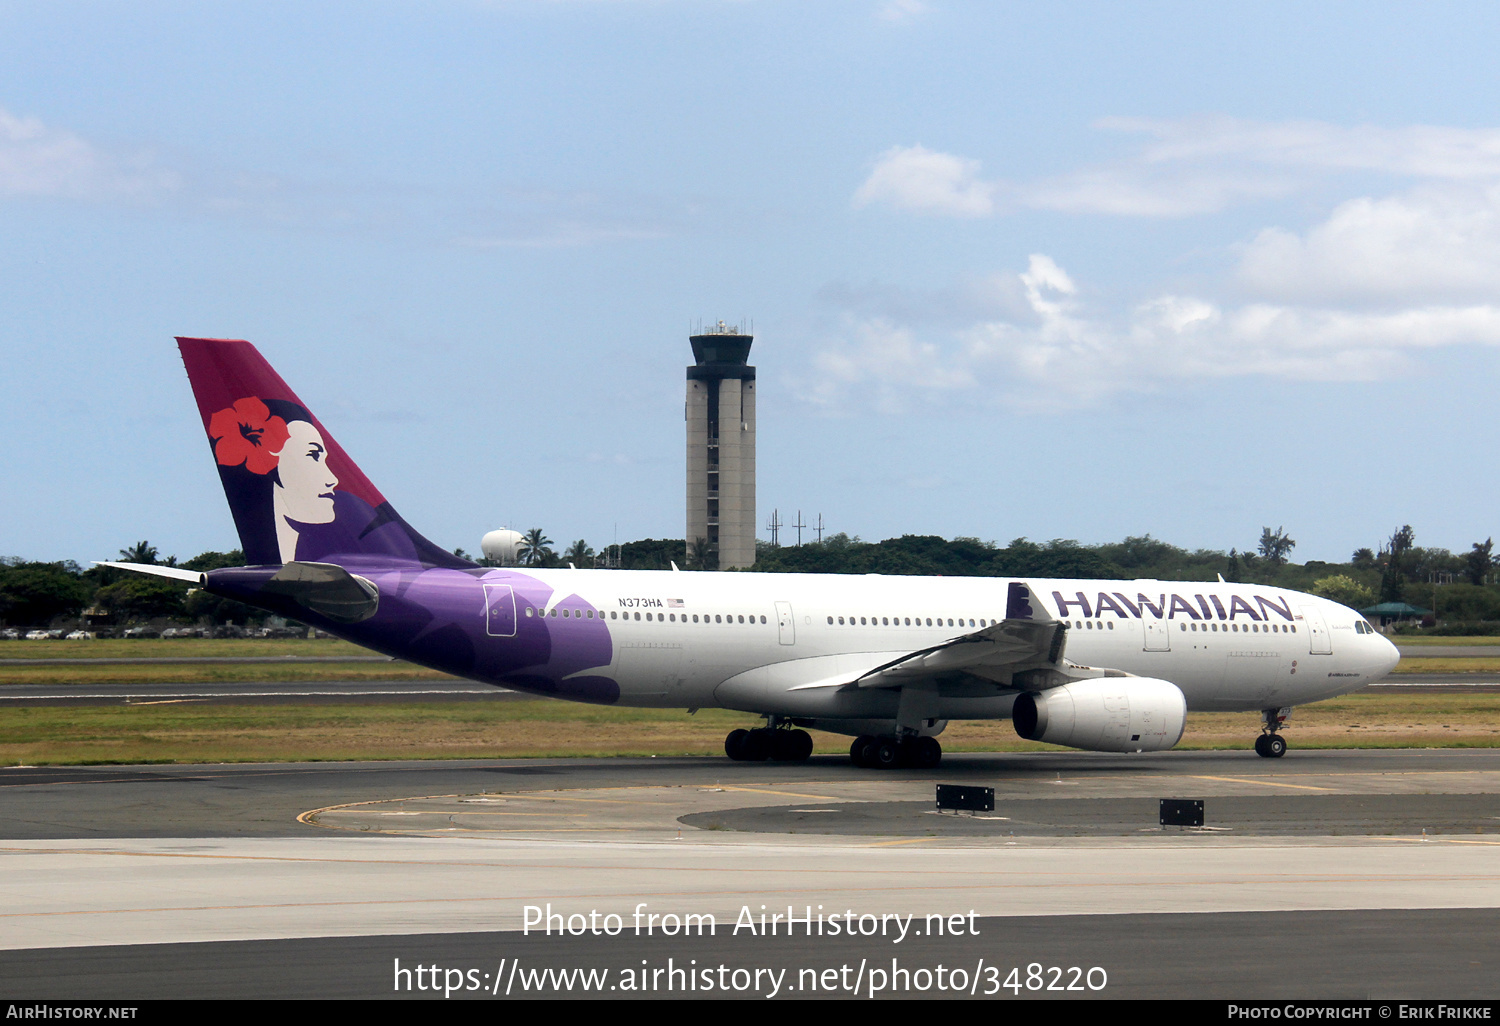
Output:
left=177, top=337, right=473, bottom=570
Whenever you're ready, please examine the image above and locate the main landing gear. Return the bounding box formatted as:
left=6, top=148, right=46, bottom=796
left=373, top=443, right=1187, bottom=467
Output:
left=724, top=725, right=813, bottom=762
left=849, top=735, right=942, bottom=770
left=1254, top=706, right=1291, bottom=758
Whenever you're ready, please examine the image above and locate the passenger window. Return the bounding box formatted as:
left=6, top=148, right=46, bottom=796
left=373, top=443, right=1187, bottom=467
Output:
left=549, top=609, right=557, bottom=618
left=1107, top=622, right=1114, bottom=630
left=760, top=615, right=767, bottom=624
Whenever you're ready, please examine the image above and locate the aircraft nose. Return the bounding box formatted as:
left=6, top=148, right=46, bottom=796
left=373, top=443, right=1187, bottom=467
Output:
left=1378, top=634, right=1400, bottom=678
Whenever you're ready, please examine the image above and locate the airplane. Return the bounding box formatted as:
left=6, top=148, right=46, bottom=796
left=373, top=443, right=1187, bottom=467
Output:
left=102, top=337, right=1402, bottom=768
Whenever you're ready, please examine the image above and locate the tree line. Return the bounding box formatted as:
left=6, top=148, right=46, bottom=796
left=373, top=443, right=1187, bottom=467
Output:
left=5, top=525, right=1497, bottom=629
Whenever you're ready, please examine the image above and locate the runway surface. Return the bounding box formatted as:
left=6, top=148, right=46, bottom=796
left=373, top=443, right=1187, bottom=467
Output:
left=1, top=749, right=1498, bottom=999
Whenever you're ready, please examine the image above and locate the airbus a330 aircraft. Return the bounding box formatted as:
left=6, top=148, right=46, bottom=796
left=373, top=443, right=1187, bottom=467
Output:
left=105, top=338, right=1401, bottom=768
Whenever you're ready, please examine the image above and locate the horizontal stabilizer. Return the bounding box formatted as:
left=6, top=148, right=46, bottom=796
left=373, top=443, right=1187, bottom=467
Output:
left=259, top=561, right=380, bottom=624
left=94, top=561, right=207, bottom=585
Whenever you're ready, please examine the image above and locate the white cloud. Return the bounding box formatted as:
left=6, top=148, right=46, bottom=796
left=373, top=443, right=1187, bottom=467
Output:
left=1237, top=183, right=1500, bottom=303
left=1107, top=116, right=1500, bottom=180
left=855, top=118, right=1500, bottom=220
left=801, top=254, right=1500, bottom=411
left=853, top=144, right=995, bottom=217
left=0, top=106, right=178, bottom=201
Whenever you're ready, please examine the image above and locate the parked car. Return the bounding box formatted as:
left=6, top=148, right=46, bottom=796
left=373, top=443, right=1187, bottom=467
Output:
left=25, top=630, right=50, bottom=640
left=122, top=627, right=160, bottom=639
left=65, top=631, right=94, bottom=640
left=0, top=628, right=20, bottom=640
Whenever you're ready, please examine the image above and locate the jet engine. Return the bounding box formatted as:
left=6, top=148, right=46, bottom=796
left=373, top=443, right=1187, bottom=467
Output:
left=1012, top=677, right=1187, bottom=753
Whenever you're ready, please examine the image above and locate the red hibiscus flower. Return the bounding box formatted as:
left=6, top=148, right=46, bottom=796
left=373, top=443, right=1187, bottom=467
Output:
left=208, top=397, right=290, bottom=475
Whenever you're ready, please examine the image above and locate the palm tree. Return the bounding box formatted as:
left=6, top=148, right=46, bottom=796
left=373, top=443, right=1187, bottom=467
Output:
left=119, top=541, right=158, bottom=565
left=686, top=536, right=715, bottom=571
left=517, top=528, right=554, bottom=567
left=565, top=539, right=595, bottom=566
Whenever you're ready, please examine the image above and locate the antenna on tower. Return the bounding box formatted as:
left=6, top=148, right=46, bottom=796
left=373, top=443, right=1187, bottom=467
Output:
left=792, top=510, right=806, bottom=547
left=815, top=513, right=825, bottom=545
left=767, top=508, right=782, bottom=548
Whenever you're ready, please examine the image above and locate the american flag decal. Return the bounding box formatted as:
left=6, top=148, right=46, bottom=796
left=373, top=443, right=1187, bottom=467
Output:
left=667, top=598, right=685, bottom=608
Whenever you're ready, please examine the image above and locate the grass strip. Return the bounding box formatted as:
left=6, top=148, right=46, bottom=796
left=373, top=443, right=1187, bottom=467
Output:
left=0, top=692, right=1495, bottom=765
left=0, top=638, right=371, bottom=660
left=0, top=663, right=452, bottom=685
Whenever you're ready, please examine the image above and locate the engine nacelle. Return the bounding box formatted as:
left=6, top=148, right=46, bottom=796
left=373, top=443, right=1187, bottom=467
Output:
left=1012, top=677, right=1187, bottom=753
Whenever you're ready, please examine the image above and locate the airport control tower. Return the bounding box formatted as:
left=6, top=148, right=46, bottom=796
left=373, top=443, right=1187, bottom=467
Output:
left=686, top=321, right=756, bottom=570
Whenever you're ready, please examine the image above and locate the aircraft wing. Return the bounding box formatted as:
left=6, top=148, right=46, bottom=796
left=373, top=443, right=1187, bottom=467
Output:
left=849, top=581, right=1125, bottom=693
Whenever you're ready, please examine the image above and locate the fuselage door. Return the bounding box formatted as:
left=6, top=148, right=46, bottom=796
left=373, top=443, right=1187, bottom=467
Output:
left=1142, top=617, right=1171, bottom=652
left=775, top=601, right=795, bottom=646
left=1300, top=605, right=1332, bottom=655
left=483, top=584, right=517, bottom=638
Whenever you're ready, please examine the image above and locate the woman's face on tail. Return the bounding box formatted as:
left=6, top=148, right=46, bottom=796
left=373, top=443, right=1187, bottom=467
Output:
left=274, top=420, right=338, bottom=523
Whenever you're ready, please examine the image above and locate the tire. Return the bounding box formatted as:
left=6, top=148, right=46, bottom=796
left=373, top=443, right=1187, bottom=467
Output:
left=873, top=738, right=901, bottom=769
left=850, top=735, right=875, bottom=767
left=725, top=729, right=750, bottom=761
left=911, top=736, right=942, bottom=769
left=742, top=729, right=773, bottom=761
left=1253, top=734, right=1270, bottom=757
left=787, top=729, right=814, bottom=761
left=1265, top=734, right=1287, bottom=758
left=771, top=729, right=812, bottom=762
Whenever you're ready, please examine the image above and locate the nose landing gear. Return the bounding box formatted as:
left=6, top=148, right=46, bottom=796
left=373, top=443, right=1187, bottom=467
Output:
left=1254, top=706, right=1292, bottom=758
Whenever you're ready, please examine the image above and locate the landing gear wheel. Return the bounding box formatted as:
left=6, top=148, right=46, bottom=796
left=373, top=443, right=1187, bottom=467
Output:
left=873, top=738, right=902, bottom=769
left=772, top=729, right=813, bottom=762
left=725, top=729, right=750, bottom=761
left=742, top=728, right=773, bottom=761
left=910, top=736, right=942, bottom=769
left=850, top=735, right=877, bottom=767
left=1254, top=733, right=1287, bottom=758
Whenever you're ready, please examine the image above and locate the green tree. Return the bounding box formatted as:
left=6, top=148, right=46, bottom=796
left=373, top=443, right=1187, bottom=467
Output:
left=118, top=541, right=159, bottom=564
left=1379, top=525, right=1415, bottom=603
left=517, top=529, right=554, bottom=567
left=0, top=561, right=88, bottom=626
left=686, top=537, right=714, bottom=571
left=1258, top=526, right=1296, bottom=566
left=1464, top=539, right=1494, bottom=587
left=182, top=550, right=245, bottom=572
left=564, top=539, right=595, bottom=566
left=1311, top=574, right=1375, bottom=609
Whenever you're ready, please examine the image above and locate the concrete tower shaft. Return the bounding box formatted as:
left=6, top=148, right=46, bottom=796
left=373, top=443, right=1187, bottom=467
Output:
left=686, top=323, right=756, bottom=570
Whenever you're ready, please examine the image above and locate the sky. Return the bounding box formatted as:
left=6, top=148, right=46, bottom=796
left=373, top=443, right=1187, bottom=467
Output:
left=2, top=0, right=1498, bottom=566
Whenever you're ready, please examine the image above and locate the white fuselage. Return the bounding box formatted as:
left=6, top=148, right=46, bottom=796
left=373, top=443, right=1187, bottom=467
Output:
left=510, top=571, right=1399, bottom=725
